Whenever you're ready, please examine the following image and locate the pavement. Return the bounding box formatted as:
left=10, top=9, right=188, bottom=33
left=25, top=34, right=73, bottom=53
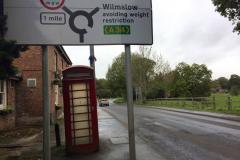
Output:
left=52, top=108, right=164, bottom=160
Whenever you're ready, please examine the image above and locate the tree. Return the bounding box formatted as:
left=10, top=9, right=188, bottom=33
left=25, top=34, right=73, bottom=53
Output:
left=0, top=15, right=7, bottom=38
left=146, top=79, right=166, bottom=99
left=212, top=0, right=240, bottom=34
left=0, top=14, right=27, bottom=79
left=162, top=71, right=176, bottom=97
left=229, top=74, right=240, bottom=87
left=0, top=40, right=27, bottom=79
left=170, top=76, right=190, bottom=97
left=106, top=53, right=126, bottom=98
left=96, top=79, right=111, bottom=98
left=131, top=47, right=156, bottom=102
left=106, top=52, right=156, bottom=99
left=171, top=62, right=212, bottom=97
left=217, top=77, right=229, bottom=90
left=211, top=79, right=221, bottom=93
left=229, top=74, right=240, bottom=95
left=132, top=46, right=171, bottom=102
left=106, top=48, right=170, bottom=101
left=230, top=85, right=240, bottom=96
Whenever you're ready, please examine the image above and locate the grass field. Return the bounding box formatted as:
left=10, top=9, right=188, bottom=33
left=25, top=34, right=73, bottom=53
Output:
left=145, top=93, right=240, bottom=116
left=113, top=98, right=125, bottom=104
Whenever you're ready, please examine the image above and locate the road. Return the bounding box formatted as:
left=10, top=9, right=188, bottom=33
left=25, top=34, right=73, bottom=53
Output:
left=102, top=103, right=240, bottom=160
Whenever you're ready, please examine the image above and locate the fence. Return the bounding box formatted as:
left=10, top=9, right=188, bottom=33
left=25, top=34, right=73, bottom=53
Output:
left=147, top=96, right=240, bottom=111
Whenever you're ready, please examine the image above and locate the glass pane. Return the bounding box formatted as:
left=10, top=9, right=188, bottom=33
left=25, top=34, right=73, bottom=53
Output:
left=72, top=83, right=86, bottom=91
left=72, top=106, right=88, bottom=113
left=74, top=129, right=91, bottom=137
left=73, top=114, right=89, bottom=121
left=74, top=121, right=90, bottom=129
left=75, top=137, right=90, bottom=145
left=72, top=91, right=87, bottom=98
left=73, top=98, right=88, bottom=106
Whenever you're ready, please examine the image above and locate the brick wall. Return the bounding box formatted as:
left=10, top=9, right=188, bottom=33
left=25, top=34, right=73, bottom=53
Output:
left=13, top=46, right=43, bottom=125
left=12, top=46, right=70, bottom=126
left=0, top=114, right=15, bottom=131
left=48, top=46, right=69, bottom=119
left=7, top=80, right=16, bottom=110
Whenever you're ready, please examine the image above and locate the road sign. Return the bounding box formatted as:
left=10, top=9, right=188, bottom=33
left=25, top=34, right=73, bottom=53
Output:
left=3, top=0, right=153, bottom=45
left=40, top=0, right=65, bottom=10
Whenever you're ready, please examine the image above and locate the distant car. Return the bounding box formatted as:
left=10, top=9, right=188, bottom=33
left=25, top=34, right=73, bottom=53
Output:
left=99, top=99, right=109, bottom=107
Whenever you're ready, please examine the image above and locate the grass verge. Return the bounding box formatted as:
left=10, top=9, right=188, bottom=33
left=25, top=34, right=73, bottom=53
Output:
left=113, top=98, right=126, bottom=104
left=144, top=93, right=240, bottom=116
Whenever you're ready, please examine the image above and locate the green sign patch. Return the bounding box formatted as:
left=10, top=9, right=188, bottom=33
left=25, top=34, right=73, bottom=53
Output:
left=104, top=25, right=131, bottom=35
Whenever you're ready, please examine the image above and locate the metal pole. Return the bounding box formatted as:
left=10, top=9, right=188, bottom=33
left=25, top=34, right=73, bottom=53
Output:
left=42, top=46, right=51, bottom=160
left=90, top=45, right=95, bottom=70
left=90, top=45, right=97, bottom=90
left=125, top=45, right=136, bottom=160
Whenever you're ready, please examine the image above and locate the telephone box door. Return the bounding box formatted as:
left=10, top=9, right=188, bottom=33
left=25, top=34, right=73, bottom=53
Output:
left=64, top=79, right=98, bottom=153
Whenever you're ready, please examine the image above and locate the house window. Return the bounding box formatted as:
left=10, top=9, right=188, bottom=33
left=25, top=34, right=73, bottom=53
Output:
left=27, top=79, right=37, bottom=88
left=0, top=80, right=6, bottom=110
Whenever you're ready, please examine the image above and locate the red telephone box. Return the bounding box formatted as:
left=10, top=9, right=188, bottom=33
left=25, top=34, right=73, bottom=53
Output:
left=62, top=66, right=99, bottom=154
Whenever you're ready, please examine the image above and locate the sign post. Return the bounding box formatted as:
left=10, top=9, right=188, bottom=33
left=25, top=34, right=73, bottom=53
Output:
left=125, top=45, right=136, bottom=160
left=42, top=46, right=51, bottom=160
left=4, top=0, right=153, bottom=45
left=89, top=45, right=97, bottom=91
left=4, top=1, right=153, bottom=160
left=89, top=45, right=96, bottom=70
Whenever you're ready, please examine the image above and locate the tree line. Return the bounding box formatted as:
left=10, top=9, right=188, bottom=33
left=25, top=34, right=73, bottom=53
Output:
left=212, top=75, right=240, bottom=95
left=0, top=12, right=28, bottom=80
left=96, top=46, right=240, bottom=102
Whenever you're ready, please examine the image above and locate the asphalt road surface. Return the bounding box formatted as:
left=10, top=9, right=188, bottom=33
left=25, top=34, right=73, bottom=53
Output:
left=102, top=103, right=240, bottom=160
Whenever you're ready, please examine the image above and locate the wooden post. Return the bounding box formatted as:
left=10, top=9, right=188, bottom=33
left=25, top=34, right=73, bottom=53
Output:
left=192, top=97, right=194, bottom=108
left=227, top=96, right=232, bottom=110
left=212, top=96, right=216, bottom=110
left=201, top=98, right=204, bottom=109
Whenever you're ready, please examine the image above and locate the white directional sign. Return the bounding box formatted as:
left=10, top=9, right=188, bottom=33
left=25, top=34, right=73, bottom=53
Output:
left=4, top=0, right=153, bottom=45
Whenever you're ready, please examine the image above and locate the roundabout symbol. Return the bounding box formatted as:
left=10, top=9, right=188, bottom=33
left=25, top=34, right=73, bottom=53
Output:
left=63, top=6, right=100, bottom=43
left=40, top=0, right=65, bottom=10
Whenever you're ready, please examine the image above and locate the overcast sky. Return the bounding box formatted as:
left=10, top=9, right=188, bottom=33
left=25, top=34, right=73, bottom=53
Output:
left=64, top=0, right=240, bottom=80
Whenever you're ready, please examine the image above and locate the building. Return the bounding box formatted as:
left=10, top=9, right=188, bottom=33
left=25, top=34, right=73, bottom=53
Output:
left=0, top=46, right=72, bottom=130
